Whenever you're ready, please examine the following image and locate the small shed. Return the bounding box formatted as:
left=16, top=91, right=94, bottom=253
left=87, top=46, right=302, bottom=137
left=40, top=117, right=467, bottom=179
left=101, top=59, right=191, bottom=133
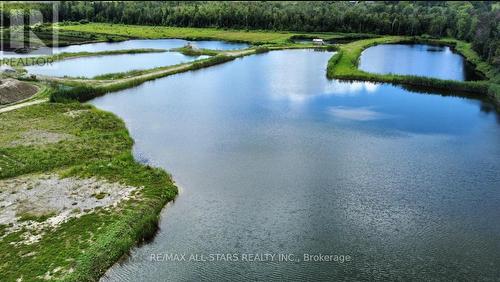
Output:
left=185, top=42, right=200, bottom=50
left=312, top=38, right=325, bottom=45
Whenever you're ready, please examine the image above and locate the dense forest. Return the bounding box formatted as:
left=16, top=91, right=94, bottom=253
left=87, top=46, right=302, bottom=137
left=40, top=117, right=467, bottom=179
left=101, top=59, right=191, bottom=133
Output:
left=2, top=1, right=499, bottom=68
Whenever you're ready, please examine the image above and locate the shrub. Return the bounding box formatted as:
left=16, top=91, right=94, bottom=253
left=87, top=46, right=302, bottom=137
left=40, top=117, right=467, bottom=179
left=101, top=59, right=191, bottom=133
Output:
left=254, top=46, right=269, bottom=54
left=50, top=85, right=100, bottom=103
left=191, top=55, right=234, bottom=69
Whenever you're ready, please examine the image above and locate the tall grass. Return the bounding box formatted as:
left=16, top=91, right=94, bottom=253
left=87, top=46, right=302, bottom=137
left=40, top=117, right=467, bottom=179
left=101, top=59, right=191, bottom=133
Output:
left=254, top=46, right=270, bottom=53
left=171, top=46, right=220, bottom=56
left=190, top=55, right=234, bottom=69
left=50, top=85, right=99, bottom=102
left=93, top=69, right=147, bottom=80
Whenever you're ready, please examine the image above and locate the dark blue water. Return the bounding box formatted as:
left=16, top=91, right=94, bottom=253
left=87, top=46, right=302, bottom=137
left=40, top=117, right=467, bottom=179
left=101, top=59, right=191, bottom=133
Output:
left=359, top=44, right=482, bottom=81
left=0, top=39, right=248, bottom=58
left=25, top=52, right=209, bottom=78
left=91, top=50, right=500, bottom=281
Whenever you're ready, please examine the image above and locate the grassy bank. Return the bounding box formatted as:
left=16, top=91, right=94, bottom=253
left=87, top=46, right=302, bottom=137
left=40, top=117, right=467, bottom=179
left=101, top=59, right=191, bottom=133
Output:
left=326, top=36, right=499, bottom=105
left=0, top=102, right=177, bottom=281
left=57, top=22, right=373, bottom=45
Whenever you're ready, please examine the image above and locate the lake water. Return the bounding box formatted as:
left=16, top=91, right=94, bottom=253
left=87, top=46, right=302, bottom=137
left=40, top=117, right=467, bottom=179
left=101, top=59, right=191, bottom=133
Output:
left=359, top=44, right=482, bottom=81
left=0, top=39, right=249, bottom=58
left=25, top=52, right=209, bottom=78
left=91, top=50, right=500, bottom=281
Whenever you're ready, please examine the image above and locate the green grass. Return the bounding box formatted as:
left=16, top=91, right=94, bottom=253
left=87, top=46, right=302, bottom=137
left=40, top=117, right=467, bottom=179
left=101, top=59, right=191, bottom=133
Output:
left=171, top=46, right=220, bottom=56
left=289, top=33, right=377, bottom=43
left=0, top=103, right=128, bottom=178
left=254, top=46, right=270, bottom=54
left=0, top=102, right=178, bottom=281
left=326, top=36, right=499, bottom=105
left=92, top=69, right=151, bottom=80
left=18, top=211, right=57, bottom=223
left=93, top=192, right=107, bottom=200
left=56, top=22, right=375, bottom=45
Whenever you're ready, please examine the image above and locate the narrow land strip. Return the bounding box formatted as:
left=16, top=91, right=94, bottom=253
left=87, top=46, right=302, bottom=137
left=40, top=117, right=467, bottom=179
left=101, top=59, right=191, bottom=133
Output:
left=0, top=98, right=48, bottom=114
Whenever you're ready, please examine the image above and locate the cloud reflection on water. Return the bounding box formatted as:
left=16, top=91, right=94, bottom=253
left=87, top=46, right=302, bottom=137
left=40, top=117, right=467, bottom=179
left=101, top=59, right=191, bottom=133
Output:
left=328, top=106, right=388, bottom=121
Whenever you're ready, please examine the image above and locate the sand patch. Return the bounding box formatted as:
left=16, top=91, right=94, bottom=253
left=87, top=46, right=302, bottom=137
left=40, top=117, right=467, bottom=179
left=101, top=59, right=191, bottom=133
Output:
left=0, top=174, right=138, bottom=244
left=63, top=109, right=90, bottom=118
left=9, top=129, right=76, bottom=147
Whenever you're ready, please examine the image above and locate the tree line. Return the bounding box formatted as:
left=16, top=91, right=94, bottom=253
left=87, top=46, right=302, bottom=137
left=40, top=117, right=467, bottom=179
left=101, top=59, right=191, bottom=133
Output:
left=2, top=1, right=499, bottom=69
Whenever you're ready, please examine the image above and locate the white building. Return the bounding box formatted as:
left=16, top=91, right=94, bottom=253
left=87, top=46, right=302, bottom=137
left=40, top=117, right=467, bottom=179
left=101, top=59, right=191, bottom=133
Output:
left=312, top=38, right=325, bottom=45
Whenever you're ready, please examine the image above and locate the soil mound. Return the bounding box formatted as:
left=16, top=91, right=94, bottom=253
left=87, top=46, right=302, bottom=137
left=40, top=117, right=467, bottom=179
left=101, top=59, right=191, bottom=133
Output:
left=0, top=78, right=38, bottom=105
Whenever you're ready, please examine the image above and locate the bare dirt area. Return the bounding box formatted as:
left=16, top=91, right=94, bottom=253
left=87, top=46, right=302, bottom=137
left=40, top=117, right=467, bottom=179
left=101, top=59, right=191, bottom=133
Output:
left=0, top=174, right=138, bottom=245
left=0, top=78, right=39, bottom=105
left=8, top=129, right=76, bottom=147
left=63, top=109, right=90, bottom=118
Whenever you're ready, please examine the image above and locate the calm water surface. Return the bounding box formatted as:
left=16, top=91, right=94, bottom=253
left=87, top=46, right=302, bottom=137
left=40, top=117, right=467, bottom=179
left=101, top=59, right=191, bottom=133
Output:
left=91, top=50, right=499, bottom=281
left=25, top=52, right=209, bottom=78
left=359, top=44, right=482, bottom=81
left=0, top=39, right=248, bottom=58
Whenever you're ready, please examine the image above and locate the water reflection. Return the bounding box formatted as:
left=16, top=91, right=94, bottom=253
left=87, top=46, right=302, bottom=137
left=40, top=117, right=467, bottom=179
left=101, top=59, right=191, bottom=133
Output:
left=264, top=52, right=379, bottom=103
left=328, top=106, right=388, bottom=121
left=92, top=50, right=500, bottom=281
left=324, top=81, right=379, bottom=96
left=25, top=52, right=209, bottom=78
left=359, top=44, right=483, bottom=81
left=1, top=39, right=249, bottom=58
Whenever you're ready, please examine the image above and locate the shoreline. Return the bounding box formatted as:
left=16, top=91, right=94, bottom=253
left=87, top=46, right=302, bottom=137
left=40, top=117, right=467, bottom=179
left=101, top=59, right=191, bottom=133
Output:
left=0, top=103, right=178, bottom=281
